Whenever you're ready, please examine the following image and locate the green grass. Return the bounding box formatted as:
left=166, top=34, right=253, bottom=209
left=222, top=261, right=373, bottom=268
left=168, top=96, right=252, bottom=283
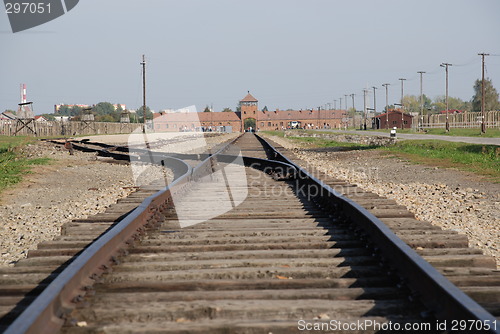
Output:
left=0, top=136, right=51, bottom=192
left=261, top=130, right=286, bottom=137
left=382, top=140, right=499, bottom=181
left=420, top=128, right=500, bottom=137
left=356, top=127, right=500, bottom=137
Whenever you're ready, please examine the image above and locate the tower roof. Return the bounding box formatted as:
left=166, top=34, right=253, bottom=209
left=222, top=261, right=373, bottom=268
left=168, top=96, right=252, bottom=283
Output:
left=240, top=91, right=258, bottom=102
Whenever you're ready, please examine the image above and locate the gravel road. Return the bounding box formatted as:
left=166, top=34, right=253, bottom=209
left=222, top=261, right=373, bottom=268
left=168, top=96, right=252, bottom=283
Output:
left=316, top=129, right=500, bottom=145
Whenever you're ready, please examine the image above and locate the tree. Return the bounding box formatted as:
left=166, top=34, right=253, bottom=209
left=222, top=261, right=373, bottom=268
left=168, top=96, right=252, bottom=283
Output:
left=471, top=78, right=500, bottom=112
left=432, top=96, right=470, bottom=113
left=97, top=114, right=116, bottom=122
left=222, top=108, right=233, bottom=112
left=421, top=94, right=433, bottom=113
left=136, top=106, right=152, bottom=123
left=431, top=99, right=445, bottom=114
left=63, top=102, right=126, bottom=122
left=55, top=105, right=82, bottom=116
left=402, top=95, right=420, bottom=114
left=71, top=105, right=82, bottom=116
left=383, top=105, right=395, bottom=112
left=57, top=105, right=71, bottom=116
left=93, top=102, right=115, bottom=116
left=203, top=106, right=211, bottom=112
left=244, top=118, right=256, bottom=130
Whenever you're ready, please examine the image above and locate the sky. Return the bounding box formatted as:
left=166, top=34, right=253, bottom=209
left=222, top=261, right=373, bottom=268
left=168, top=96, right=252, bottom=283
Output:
left=1, top=0, right=500, bottom=115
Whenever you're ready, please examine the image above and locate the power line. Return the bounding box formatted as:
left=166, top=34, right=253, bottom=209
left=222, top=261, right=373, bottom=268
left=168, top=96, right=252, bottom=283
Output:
left=453, top=57, right=478, bottom=67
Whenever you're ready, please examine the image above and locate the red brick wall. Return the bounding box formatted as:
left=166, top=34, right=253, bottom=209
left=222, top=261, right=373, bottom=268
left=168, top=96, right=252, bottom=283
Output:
left=375, top=111, right=413, bottom=129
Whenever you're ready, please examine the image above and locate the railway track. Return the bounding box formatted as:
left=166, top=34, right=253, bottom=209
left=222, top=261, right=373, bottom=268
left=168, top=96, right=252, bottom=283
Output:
left=1, top=133, right=499, bottom=333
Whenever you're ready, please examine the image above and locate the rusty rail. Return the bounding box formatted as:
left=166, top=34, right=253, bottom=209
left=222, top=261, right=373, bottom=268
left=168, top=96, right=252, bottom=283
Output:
left=255, top=133, right=499, bottom=334
left=6, top=134, right=498, bottom=334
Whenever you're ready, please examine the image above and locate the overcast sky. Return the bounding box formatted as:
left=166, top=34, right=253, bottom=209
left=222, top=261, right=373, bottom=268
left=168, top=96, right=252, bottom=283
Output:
left=1, top=0, right=500, bottom=115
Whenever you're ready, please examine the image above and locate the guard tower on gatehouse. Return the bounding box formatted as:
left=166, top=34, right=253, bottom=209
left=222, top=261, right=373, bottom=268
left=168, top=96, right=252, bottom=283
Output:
left=240, top=91, right=258, bottom=131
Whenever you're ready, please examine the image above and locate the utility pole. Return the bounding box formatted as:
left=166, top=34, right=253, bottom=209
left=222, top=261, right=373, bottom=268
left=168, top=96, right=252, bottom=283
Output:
left=417, top=71, right=426, bottom=130
left=399, top=78, right=406, bottom=129
left=344, top=94, right=349, bottom=110
left=382, top=83, right=390, bottom=129
left=351, top=94, right=355, bottom=129
left=141, top=54, right=146, bottom=133
left=339, top=97, right=343, bottom=110
left=363, top=89, right=368, bottom=130
left=334, top=99, right=337, bottom=109
left=440, top=63, right=452, bottom=132
left=478, top=53, right=490, bottom=134
left=318, top=106, right=321, bottom=128
left=372, top=86, right=377, bottom=114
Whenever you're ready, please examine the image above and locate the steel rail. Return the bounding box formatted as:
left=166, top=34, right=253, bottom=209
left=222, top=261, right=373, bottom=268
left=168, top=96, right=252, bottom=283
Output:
left=191, top=136, right=297, bottom=181
left=4, top=149, right=195, bottom=334
left=58, top=140, right=218, bottom=163
left=4, top=133, right=296, bottom=334
left=254, top=133, right=500, bottom=334
left=10, top=133, right=496, bottom=333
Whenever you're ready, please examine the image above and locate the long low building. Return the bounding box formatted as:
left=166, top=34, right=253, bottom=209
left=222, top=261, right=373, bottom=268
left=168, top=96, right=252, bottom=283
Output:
left=152, top=93, right=349, bottom=132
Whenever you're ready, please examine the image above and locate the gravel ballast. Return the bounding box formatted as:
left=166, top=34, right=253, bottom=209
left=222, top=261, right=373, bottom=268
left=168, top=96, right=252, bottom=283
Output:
left=263, top=134, right=500, bottom=268
left=0, top=133, right=238, bottom=266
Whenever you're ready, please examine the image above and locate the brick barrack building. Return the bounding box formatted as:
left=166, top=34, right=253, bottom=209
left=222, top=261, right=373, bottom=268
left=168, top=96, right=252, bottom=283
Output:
left=373, top=110, right=413, bottom=129
left=153, top=92, right=348, bottom=132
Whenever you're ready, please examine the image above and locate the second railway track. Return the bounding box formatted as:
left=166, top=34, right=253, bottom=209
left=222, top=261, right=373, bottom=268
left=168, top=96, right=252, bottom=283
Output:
left=1, top=133, right=499, bottom=333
